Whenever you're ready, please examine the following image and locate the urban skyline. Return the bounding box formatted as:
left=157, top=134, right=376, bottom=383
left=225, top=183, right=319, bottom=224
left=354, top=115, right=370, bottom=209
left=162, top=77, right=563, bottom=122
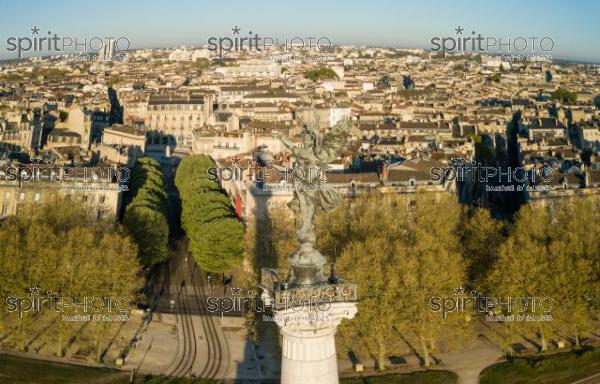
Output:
left=1, top=2, right=600, bottom=384
left=1, top=0, right=600, bottom=63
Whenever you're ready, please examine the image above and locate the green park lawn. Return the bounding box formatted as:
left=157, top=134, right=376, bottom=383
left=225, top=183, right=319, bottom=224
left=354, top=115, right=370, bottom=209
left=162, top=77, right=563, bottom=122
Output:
left=0, top=354, right=129, bottom=384
left=341, top=370, right=458, bottom=384
left=0, top=355, right=223, bottom=384
left=479, top=347, right=600, bottom=384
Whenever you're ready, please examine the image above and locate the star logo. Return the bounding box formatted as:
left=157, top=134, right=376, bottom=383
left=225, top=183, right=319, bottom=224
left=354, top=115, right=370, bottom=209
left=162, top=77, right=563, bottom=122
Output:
left=232, top=155, right=241, bottom=166
left=29, top=286, right=41, bottom=295
left=455, top=26, right=464, bottom=35
left=31, top=26, right=40, bottom=35
left=232, top=26, right=241, bottom=35
left=231, top=286, right=242, bottom=296
left=454, top=286, right=466, bottom=295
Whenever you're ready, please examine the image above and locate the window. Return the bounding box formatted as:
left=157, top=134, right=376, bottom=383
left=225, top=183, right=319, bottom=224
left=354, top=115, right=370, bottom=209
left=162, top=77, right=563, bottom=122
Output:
left=19, top=192, right=25, bottom=201
left=82, top=195, right=88, bottom=202
left=4, top=192, right=10, bottom=199
left=34, top=193, right=40, bottom=201
left=1, top=203, right=8, bottom=216
left=99, top=195, right=106, bottom=204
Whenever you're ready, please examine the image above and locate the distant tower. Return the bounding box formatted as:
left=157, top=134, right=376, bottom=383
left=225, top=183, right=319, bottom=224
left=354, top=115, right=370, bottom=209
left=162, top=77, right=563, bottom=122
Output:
left=100, top=40, right=116, bottom=61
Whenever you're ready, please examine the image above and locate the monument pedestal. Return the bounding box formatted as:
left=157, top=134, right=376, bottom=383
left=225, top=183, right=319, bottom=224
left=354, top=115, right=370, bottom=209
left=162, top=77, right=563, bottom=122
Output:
left=261, top=268, right=358, bottom=384
left=275, top=302, right=357, bottom=384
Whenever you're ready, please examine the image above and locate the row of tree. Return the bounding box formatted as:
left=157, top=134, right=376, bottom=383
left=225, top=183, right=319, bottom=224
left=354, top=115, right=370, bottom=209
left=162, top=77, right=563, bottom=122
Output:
left=483, top=199, right=599, bottom=352
left=322, top=193, right=466, bottom=369
left=123, top=157, right=169, bottom=266
left=247, top=192, right=600, bottom=369
left=175, top=155, right=244, bottom=272
left=0, top=200, right=143, bottom=361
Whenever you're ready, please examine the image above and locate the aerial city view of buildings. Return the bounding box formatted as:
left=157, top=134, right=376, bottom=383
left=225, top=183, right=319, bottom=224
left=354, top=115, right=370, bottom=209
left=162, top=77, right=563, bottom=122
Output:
left=0, top=1, right=599, bottom=384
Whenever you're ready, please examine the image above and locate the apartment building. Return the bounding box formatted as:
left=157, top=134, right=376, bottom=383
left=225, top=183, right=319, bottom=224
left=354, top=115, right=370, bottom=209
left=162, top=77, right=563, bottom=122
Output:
left=146, top=93, right=212, bottom=147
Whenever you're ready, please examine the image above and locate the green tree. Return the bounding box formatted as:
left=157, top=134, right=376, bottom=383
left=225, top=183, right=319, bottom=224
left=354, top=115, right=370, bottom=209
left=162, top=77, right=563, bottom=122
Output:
left=336, top=192, right=468, bottom=369
left=486, top=205, right=554, bottom=351
left=461, top=207, right=503, bottom=285
left=396, top=193, right=467, bottom=367
left=552, top=198, right=599, bottom=345
left=338, top=237, right=401, bottom=370
left=87, top=232, right=141, bottom=362
left=0, top=199, right=142, bottom=359
left=550, top=87, right=577, bottom=103
left=485, top=199, right=599, bottom=353
left=336, top=193, right=406, bottom=370
left=193, top=58, right=210, bottom=75
left=176, top=155, right=244, bottom=273
left=303, top=67, right=339, bottom=82
left=123, top=157, right=169, bottom=266
left=265, top=204, right=298, bottom=272
left=187, top=217, right=245, bottom=272
left=123, top=206, right=169, bottom=266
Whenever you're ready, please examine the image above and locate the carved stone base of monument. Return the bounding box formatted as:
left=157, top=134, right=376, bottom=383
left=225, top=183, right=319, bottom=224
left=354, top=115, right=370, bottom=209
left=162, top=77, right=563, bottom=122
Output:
left=275, top=302, right=357, bottom=384
left=261, top=269, right=358, bottom=384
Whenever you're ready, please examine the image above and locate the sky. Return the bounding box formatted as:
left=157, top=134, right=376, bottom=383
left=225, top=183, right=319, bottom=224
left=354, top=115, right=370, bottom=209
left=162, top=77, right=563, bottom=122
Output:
left=0, top=0, right=599, bottom=62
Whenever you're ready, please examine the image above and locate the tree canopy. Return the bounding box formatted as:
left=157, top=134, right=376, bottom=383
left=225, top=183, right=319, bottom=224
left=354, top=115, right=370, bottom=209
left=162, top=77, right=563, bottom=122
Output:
left=175, top=155, right=244, bottom=273
left=304, top=67, right=339, bottom=82
left=0, top=199, right=143, bottom=360
left=123, top=157, right=169, bottom=266
left=550, top=87, right=577, bottom=103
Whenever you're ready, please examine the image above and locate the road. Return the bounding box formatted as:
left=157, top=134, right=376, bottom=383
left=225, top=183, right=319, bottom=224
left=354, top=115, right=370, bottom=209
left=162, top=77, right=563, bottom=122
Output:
left=162, top=237, right=229, bottom=379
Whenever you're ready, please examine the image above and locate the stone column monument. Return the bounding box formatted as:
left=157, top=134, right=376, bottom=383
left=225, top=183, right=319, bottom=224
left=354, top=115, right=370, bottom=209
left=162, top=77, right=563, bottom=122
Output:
left=261, top=120, right=358, bottom=384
